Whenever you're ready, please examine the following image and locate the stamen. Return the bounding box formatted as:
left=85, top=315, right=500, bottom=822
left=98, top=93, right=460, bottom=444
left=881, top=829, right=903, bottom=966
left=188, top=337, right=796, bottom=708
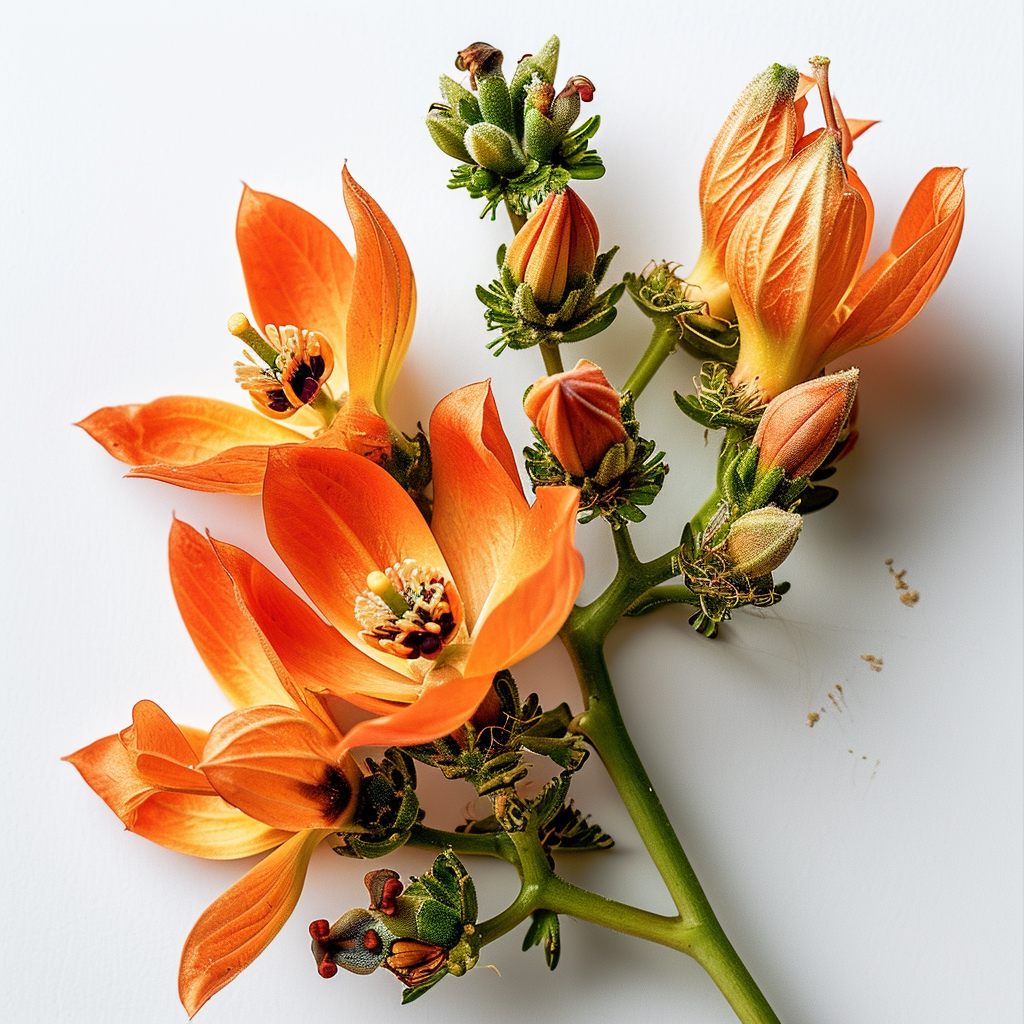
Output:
left=809, top=56, right=840, bottom=139
left=228, top=312, right=280, bottom=369
left=309, top=919, right=331, bottom=942
left=355, top=560, right=460, bottom=661
left=318, top=960, right=339, bottom=979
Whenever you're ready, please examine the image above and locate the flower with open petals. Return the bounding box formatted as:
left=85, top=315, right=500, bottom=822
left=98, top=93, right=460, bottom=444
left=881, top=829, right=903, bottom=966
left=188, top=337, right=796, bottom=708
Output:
left=67, top=380, right=583, bottom=1016
left=728, top=59, right=964, bottom=399
left=78, top=167, right=415, bottom=493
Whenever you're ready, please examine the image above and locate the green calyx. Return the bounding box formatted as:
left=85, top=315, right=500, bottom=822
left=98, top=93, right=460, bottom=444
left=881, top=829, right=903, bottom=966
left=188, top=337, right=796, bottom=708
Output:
left=525, top=394, right=668, bottom=525
left=427, top=35, right=605, bottom=218
left=478, top=243, right=623, bottom=353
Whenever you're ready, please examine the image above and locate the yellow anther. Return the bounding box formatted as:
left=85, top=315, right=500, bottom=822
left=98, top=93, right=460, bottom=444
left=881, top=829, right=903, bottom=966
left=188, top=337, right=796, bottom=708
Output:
left=367, top=571, right=411, bottom=617
left=228, top=312, right=280, bottom=368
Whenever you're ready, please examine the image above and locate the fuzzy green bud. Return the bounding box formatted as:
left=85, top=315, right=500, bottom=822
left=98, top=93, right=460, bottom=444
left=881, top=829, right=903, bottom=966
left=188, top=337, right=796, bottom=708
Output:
left=723, top=506, right=802, bottom=577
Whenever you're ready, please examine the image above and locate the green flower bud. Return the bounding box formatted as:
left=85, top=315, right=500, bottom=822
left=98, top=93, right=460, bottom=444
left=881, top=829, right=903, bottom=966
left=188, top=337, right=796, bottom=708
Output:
left=438, top=74, right=482, bottom=124
left=426, top=105, right=473, bottom=163
left=464, top=122, right=526, bottom=177
left=723, top=506, right=802, bottom=577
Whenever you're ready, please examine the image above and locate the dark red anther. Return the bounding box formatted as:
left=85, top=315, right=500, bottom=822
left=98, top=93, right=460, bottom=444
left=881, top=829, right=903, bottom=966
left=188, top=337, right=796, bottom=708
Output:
left=363, top=929, right=381, bottom=951
left=309, top=919, right=331, bottom=942
left=379, top=876, right=404, bottom=915
left=318, top=960, right=339, bottom=979
left=518, top=53, right=532, bottom=63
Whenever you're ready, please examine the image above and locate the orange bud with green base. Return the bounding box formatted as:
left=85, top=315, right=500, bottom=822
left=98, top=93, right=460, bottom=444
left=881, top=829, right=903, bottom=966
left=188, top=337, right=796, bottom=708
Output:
left=505, top=188, right=599, bottom=308
left=524, top=358, right=626, bottom=477
left=754, top=368, right=858, bottom=479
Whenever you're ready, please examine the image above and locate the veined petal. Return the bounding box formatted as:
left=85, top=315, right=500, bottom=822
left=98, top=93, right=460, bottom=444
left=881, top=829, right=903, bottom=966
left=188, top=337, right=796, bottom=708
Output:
left=77, top=396, right=304, bottom=494
left=464, top=486, right=583, bottom=679
left=201, top=706, right=361, bottom=831
left=825, top=167, right=965, bottom=359
left=130, top=792, right=292, bottom=860
left=66, top=731, right=160, bottom=822
left=263, top=446, right=451, bottom=658
left=340, top=673, right=495, bottom=751
left=699, top=64, right=801, bottom=265
left=342, top=167, right=415, bottom=415
left=128, top=699, right=212, bottom=793
left=209, top=537, right=420, bottom=711
left=179, top=828, right=331, bottom=1018
left=170, top=519, right=293, bottom=710
left=236, top=185, right=354, bottom=397
left=430, top=382, right=528, bottom=631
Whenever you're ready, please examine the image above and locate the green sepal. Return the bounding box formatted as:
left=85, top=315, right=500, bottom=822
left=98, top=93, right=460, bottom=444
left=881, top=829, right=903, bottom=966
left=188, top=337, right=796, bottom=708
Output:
left=523, top=909, right=561, bottom=970
left=523, top=106, right=562, bottom=162
left=539, top=801, right=614, bottom=853
left=624, top=266, right=705, bottom=319
left=426, top=107, right=473, bottom=163
left=401, top=970, right=449, bottom=1004
left=795, top=483, right=839, bottom=514
left=464, top=122, right=526, bottom=177
left=679, top=312, right=741, bottom=363
left=438, top=75, right=482, bottom=124
left=510, top=34, right=559, bottom=108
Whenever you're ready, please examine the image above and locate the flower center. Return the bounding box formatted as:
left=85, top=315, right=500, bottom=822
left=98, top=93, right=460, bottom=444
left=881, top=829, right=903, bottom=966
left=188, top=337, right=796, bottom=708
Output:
left=355, top=560, right=459, bottom=661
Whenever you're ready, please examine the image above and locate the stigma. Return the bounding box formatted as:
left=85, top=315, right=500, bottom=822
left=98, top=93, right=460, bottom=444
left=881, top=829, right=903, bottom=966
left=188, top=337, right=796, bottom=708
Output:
left=355, top=560, right=460, bottom=661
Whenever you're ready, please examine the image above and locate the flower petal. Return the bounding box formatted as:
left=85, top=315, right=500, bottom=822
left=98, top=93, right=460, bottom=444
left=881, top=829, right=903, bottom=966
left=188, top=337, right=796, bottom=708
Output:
left=339, top=673, right=495, bottom=751
left=77, top=396, right=304, bottom=494
left=129, top=699, right=213, bottom=793
left=179, top=828, right=331, bottom=1018
left=430, top=381, right=528, bottom=631
left=825, top=167, right=965, bottom=358
left=208, top=536, right=420, bottom=710
left=464, top=486, right=583, bottom=678
left=236, top=185, right=354, bottom=396
left=130, top=792, right=292, bottom=860
left=170, top=519, right=294, bottom=709
left=342, top=167, right=415, bottom=414
left=201, top=706, right=362, bottom=831
left=263, top=445, right=449, bottom=654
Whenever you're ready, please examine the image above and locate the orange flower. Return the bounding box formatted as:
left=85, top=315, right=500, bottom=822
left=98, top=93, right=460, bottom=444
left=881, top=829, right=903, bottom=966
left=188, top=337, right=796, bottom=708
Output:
left=77, top=167, right=415, bottom=493
left=524, top=358, right=626, bottom=477
left=687, top=66, right=875, bottom=322
left=728, top=59, right=964, bottom=399
left=67, top=381, right=583, bottom=1016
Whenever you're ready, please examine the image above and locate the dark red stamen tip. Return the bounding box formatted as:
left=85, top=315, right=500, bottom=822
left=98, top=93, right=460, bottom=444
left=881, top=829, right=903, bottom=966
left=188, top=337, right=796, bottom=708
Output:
left=309, top=919, right=331, bottom=942
left=363, top=929, right=381, bottom=950
left=318, top=960, right=339, bottom=979
left=419, top=634, right=442, bottom=657
left=379, top=876, right=404, bottom=914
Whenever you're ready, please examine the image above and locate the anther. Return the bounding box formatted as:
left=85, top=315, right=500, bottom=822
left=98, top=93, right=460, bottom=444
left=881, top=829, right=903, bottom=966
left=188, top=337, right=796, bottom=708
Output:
left=309, top=919, right=331, bottom=942
left=318, top=960, right=338, bottom=979
left=366, top=571, right=412, bottom=618
left=363, top=929, right=381, bottom=950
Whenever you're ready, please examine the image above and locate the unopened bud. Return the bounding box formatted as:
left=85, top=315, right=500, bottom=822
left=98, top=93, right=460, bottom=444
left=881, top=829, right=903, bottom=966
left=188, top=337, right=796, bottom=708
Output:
left=505, top=188, right=599, bottom=307
left=464, top=122, right=526, bottom=177
left=549, top=75, right=594, bottom=135
left=724, top=506, right=802, bottom=577
left=426, top=105, right=473, bottom=163
left=753, top=368, right=859, bottom=479
left=524, top=359, right=627, bottom=477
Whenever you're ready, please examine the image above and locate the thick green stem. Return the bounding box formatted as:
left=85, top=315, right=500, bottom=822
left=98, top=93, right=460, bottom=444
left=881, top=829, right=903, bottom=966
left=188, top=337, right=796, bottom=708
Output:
left=623, top=316, right=681, bottom=399
left=540, top=341, right=564, bottom=375
left=405, top=824, right=515, bottom=862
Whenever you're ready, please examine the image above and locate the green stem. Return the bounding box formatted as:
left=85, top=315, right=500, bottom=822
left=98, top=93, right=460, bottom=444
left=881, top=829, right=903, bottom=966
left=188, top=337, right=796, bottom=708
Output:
left=624, top=583, right=700, bottom=617
left=405, top=824, right=515, bottom=862
left=505, top=198, right=527, bottom=234
left=310, top=388, right=339, bottom=428
left=623, top=316, right=681, bottom=399
left=556, top=524, right=781, bottom=1024
left=540, top=341, right=564, bottom=375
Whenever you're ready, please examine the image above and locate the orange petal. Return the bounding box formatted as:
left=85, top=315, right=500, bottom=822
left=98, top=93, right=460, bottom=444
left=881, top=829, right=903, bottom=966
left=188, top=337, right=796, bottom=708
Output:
left=66, top=731, right=159, bottom=821
left=77, top=396, right=304, bottom=494
left=237, top=185, right=354, bottom=396
left=179, top=828, right=331, bottom=1017
left=263, top=445, right=449, bottom=654
left=130, top=792, right=293, bottom=859
left=464, top=486, right=583, bottom=679
left=127, top=699, right=213, bottom=793
left=430, top=382, right=528, bottom=631
left=208, top=536, right=420, bottom=711
left=699, top=64, right=801, bottom=266
left=170, top=519, right=293, bottom=709
left=826, top=167, right=965, bottom=358
left=340, top=674, right=495, bottom=751
left=342, top=167, right=415, bottom=414
left=201, top=706, right=362, bottom=831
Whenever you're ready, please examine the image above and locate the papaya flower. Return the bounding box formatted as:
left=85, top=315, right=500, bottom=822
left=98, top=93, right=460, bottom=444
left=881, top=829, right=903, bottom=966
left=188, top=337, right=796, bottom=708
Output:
left=77, top=167, right=415, bottom=493
left=67, top=380, right=583, bottom=1016
left=686, top=65, right=875, bottom=322
left=728, top=58, right=965, bottom=399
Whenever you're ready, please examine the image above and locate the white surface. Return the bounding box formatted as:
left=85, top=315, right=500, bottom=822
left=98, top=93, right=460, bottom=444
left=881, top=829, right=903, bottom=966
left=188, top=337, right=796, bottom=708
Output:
left=2, top=1, right=1021, bottom=1022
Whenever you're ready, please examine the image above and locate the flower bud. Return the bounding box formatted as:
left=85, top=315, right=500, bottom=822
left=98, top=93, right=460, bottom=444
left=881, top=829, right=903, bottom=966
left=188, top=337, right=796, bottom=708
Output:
left=505, top=188, right=599, bottom=308
left=753, top=368, right=859, bottom=479
left=724, top=506, right=803, bottom=577
left=464, top=121, right=526, bottom=177
left=524, top=359, right=626, bottom=477
left=426, top=105, right=473, bottom=163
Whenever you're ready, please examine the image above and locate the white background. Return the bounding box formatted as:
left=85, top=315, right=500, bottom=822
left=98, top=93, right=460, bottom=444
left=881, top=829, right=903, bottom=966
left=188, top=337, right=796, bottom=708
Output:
left=2, top=1, right=1021, bottom=1022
